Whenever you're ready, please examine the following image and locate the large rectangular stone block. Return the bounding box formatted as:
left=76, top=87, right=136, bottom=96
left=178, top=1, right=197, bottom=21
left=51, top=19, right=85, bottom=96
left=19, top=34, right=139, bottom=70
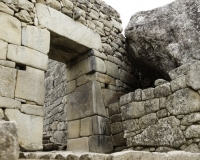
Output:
left=102, top=89, right=123, bottom=107
left=67, top=81, right=106, bottom=120
left=0, top=96, right=21, bottom=109
left=22, top=25, right=50, bottom=54
left=15, top=67, right=45, bottom=105
left=67, top=137, right=89, bottom=152
left=166, top=88, right=200, bottom=115
left=66, top=56, right=106, bottom=82
left=7, top=44, right=48, bottom=71
left=21, top=104, right=43, bottom=117
left=0, top=121, right=19, bottom=160
left=0, top=12, right=21, bottom=45
left=121, top=102, right=145, bottom=120
left=105, top=60, right=119, bottom=79
left=80, top=115, right=111, bottom=136
left=36, top=3, right=101, bottom=53
left=0, top=65, right=16, bottom=98
left=119, top=69, right=136, bottom=87
left=5, top=109, right=43, bottom=151
left=0, top=39, right=7, bottom=60
left=67, top=120, right=80, bottom=139
left=92, top=116, right=111, bottom=135
left=89, top=135, right=113, bottom=153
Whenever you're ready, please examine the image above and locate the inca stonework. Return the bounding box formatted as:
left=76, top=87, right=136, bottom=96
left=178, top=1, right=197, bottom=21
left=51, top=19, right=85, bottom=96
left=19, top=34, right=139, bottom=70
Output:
left=1, top=0, right=200, bottom=159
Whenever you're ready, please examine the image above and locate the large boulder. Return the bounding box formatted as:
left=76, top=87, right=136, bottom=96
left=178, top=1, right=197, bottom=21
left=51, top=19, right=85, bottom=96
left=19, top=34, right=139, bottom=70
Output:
left=125, top=0, right=200, bottom=81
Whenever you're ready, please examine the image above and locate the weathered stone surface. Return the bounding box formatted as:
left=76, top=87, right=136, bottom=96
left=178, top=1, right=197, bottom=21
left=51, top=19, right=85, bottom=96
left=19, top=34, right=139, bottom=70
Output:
left=125, top=0, right=200, bottom=81
left=0, top=39, right=7, bottom=60
left=110, top=122, right=123, bottom=135
left=21, top=150, right=200, bottom=160
left=67, top=81, right=106, bottom=120
left=77, top=72, right=115, bottom=86
left=93, top=116, right=111, bottom=135
left=121, top=102, right=145, bottom=120
left=0, top=60, right=15, bottom=68
left=89, top=135, right=113, bottom=153
left=110, top=151, right=169, bottom=160
left=0, top=108, right=4, bottom=119
left=154, top=79, right=168, bottom=87
left=138, top=113, right=158, bottom=129
left=46, top=0, right=61, bottom=11
left=80, top=117, right=92, bottom=136
left=21, top=104, right=43, bottom=117
left=105, top=60, right=119, bottom=79
left=112, top=132, right=126, bottom=147
left=128, top=117, right=185, bottom=148
left=169, top=63, right=190, bottom=80
left=0, top=2, right=14, bottom=15
left=0, top=96, right=21, bottom=109
left=144, top=98, right=159, bottom=114
left=67, top=120, right=80, bottom=139
left=14, top=0, right=34, bottom=12
left=0, top=65, right=16, bottom=98
left=0, top=121, right=19, bottom=160
left=108, top=102, right=120, bottom=116
left=186, top=62, right=200, bottom=90
left=184, top=144, right=200, bottom=153
left=154, top=83, right=172, bottom=98
left=170, top=75, right=187, bottom=92
left=166, top=88, right=200, bottom=115
left=142, top=88, right=154, bottom=100
left=66, top=80, right=76, bottom=94
left=110, top=114, right=122, bottom=123
left=66, top=56, right=106, bottom=82
left=134, top=89, right=142, bottom=101
left=119, top=69, right=136, bottom=87
left=5, top=109, right=43, bottom=151
left=67, top=137, right=89, bottom=152
left=0, top=12, right=21, bottom=45
left=15, top=67, right=45, bottom=105
left=7, top=44, right=48, bottom=71
left=119, top=92, right=134, bottom=106
left=181, top=113, right=200, bottom=126
left=88, top=49, right=107, bottom=60
left=123, top=119, right=140, bottom=133
left=102, top=89, right=123, bottom=107
left=157, top=109, right=168, bottom=118
left=36, top=3, right=101, bottom=53
left=185, top=125, right=200, bottom=139
left=22, top=25, right=50, bottom=54
left=15, top=10, right=32, bottom=23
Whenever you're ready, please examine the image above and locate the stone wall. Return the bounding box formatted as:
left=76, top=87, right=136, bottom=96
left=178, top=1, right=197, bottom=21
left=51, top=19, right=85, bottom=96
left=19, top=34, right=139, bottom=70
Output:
left=0, top=3, right=49, bottom=151
left=43, top=60, right=67, bottom=150
left=43, top=0, right=136, bottom=153
left=114, top=61, right=200, bottom=153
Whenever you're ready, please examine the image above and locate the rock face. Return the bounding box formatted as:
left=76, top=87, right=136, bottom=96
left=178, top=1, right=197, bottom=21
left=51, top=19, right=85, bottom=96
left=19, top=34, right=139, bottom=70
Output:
left=125, top=0, right=200, bottom=81
left=128, top=117, right=185, bottom=148
left=5, top=109, right=43, bottom=151
left=0, top=121, right=19, bottom=160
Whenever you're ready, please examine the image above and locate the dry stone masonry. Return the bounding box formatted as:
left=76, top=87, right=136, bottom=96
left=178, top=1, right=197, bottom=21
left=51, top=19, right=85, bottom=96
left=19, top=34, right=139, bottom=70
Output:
left=2, top=0, right=200, bottom=158
left=117, top=61, right=200, bottom=153
left=0, top=0, right=134, bottom=155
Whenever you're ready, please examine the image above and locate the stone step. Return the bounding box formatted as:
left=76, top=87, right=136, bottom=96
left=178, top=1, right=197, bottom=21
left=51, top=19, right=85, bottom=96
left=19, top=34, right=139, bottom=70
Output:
left=20, top=150, right=200, bottom=160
